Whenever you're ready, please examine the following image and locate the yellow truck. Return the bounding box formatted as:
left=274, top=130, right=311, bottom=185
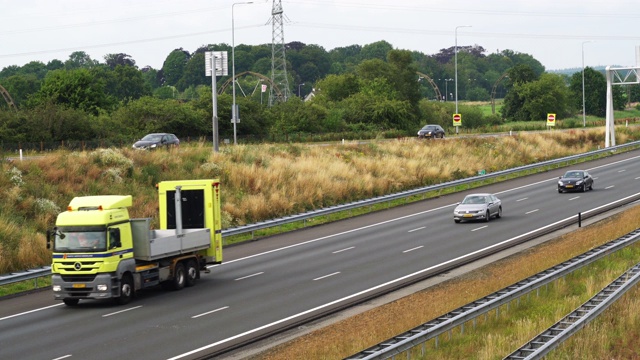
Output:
left=47, top=179, right=223, bottom=306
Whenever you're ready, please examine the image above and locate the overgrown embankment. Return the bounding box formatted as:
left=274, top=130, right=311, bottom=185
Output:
left=1, top=128, right=638, bottom=273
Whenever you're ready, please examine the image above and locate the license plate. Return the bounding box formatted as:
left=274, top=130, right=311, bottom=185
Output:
left=72, top=284, right=86, bottom=288
left=566, top=185, right=574, bottom=188
left=463, top=214, right=473, bottom=218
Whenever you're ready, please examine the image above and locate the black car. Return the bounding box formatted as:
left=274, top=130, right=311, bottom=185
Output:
left=132, top=133, right=180, bottom=150
left=558, top=170, right=593, bottom=193
left=417, top=124, right=445, bottom=139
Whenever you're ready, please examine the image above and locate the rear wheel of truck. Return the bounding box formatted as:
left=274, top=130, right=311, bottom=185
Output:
left=116, top=274, right=134, bottom=305
left=172, top=263, right=186, bottom=290
left=63, top=299, right=79, bottom=306
left=185, top=259, right=198, bottom=287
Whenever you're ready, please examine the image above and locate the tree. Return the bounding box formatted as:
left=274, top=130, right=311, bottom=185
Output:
left=108, top=65, right=151, bottom=102
left=360, top=40, right=393, bottom=61
left=110, top=96, right=207, bottom=137
left=64, top=51, right=98, bottom=69
left=162, top=48, right=190, bottom=86
left=0, top=74, right=41, bottom=107
left=19, top=61, right=49, bottom=79
left=140, top=66, right=162, bottom=90
left=30, top=69, right=112, bottom=115
left=501, top=64, right=540, bottom=120
left=518, top=73, right=574, bottom=120
left=104, top=53, right=136, bottom=68
left=569, top=67, right=625, bottom=117
left=176, top=52, right=208, bottom=91
left=387, top=50, right=421, bottom=107
left=314, top=73, right=360, bottom=103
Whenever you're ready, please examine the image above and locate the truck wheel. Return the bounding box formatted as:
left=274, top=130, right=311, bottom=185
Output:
left=116, top=274, right=134, bottom=305
left=185, top=259, right=198, bottom=287
left=172, top=263, right=186, bottom=291
left=63, top=299, right=79, bottom=306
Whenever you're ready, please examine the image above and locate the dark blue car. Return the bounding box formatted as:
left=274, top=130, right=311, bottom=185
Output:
left=558, top=170, right=593, bottom=193
left=132, top=133, right=180, bottom=150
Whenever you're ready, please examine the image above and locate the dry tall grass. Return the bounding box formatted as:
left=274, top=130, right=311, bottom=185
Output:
left=0, top=128, right=637, bottom=273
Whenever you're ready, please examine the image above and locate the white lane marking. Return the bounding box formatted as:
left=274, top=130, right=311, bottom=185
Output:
left=516, top=197, right=528, bottom=202
left=192, top=306, right=229, bottom=319
left=52, top=355, right=72, bottom=360
left=102, top=306, right=142, bottom=318
left=332, top=247, right=354, bottom=254
left=569, top=196, right=580, bottom=201
left=618, top=169, right=626, bottom=172
left=0, top=303, right=63, bottom=322
left=525, top=209, right=539, bottom=215
left=471, top=226, right=488, bottom=232
left=635, top=177, right=640, bottom=180
left=234, top=272, right=264, bottom=281
left=605, top=185, right=615, bottom=189
left=408, top=226, right=425, bottom=233
left=403, top=246, right=424, bottom=253
left=170, top=194, right=640, bottom=360
left=313, top=272, right=340, bottom=281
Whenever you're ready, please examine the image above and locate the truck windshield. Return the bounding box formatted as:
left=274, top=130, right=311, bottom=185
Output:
left=54, top=229, right=107, bottom=252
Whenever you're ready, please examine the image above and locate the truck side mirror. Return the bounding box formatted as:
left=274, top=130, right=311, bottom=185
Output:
left=46, top=229, right=52, bottom=250
left=109, top=228, right=121, bottom=249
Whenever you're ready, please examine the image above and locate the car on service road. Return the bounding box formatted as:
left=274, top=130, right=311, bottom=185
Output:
left=132, top=133, right=180, bottom=150
left=417, top=124, right=445, bottom=139
left=557, top=170, right=593, bottom=193
left=453, top=193, right=502, bottom=223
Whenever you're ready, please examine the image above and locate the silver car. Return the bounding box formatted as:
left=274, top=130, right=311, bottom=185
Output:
left=453, top=193, right=502, bottom=223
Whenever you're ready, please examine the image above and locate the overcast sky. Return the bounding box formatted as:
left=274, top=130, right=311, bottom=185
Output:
left=1, top=0, right=639, bottom=73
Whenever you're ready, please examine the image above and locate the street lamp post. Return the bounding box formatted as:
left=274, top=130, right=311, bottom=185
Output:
left=232, top=1, right=253, bottom=145
left=455, top=25, right=471, bottom=134
left=444, top=78, right=453, bottom=101
left=298, top=83, right=305, bottom=97
left=582, top=41, right=593, bottom=127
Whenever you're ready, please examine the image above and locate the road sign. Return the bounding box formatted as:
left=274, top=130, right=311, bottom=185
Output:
left=547, top=113, right=556, bottom=127
left=453, top=113, right=462, bottom=127
left=205, top=51, right=228, bottom=77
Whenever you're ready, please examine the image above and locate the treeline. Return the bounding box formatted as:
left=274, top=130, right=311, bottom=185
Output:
left=0, top=40, right=636, bottom=147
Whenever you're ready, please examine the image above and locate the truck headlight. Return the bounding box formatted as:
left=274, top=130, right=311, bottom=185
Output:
left=53, top=285, right=61, bottom=292
left=97, top=284, right=108, bottom=291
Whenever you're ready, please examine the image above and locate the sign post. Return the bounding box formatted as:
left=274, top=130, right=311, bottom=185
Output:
left=453, top=113, right=462, bottom=134
left=205, top=51, right=228, bottom=152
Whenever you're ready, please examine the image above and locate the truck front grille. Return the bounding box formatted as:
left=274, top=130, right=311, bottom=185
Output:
left=60, top=274, right=97, bottom=282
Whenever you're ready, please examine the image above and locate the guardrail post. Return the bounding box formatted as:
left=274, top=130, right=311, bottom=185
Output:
left=578, top=212, right=582, bottom=227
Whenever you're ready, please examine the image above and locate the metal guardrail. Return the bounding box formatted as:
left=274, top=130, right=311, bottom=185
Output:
left=504, top=261, right=640, bottom=359
left=0, top=266, right=51, bottom=287
left=2, top=140, right=640, bottom=288
left=345, top=228, right=640, bottom=360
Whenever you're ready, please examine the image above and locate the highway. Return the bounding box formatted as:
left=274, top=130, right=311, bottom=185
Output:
left=1, top=149, right=640, bottom=360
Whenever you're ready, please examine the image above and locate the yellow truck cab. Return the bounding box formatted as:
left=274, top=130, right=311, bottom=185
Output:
left=48, top=180, right=222, bottom=306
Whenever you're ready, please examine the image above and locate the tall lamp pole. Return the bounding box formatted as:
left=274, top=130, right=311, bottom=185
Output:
left=232, top=1, right=253, bottom=145
left=582, top=41, right=593, bottom=127
left=298, top=83, right=305, bottom=97
left=455, top=25, right=471, bottom=135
